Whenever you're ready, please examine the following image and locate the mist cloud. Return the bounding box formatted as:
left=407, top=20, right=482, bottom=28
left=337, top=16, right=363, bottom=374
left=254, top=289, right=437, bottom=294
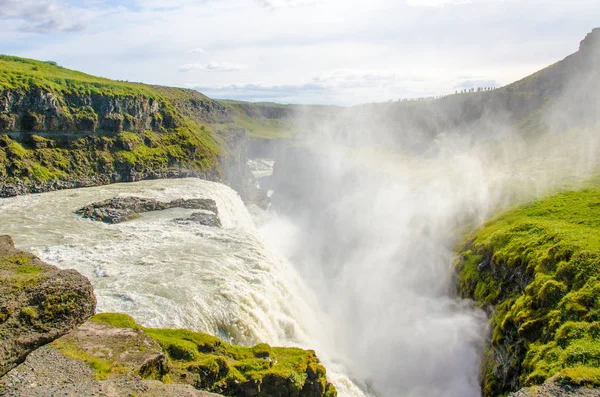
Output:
left=257, top=40, right=600, bottom=395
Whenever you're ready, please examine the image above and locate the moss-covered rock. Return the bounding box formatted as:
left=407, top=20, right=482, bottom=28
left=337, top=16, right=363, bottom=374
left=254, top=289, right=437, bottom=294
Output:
left=455, top=188, right=600, bottom=396
left=92, top=313, right=337, bottom=397
left=0, top=235, right=96, bottom=376
left=50, top=320, right=169, bottom=381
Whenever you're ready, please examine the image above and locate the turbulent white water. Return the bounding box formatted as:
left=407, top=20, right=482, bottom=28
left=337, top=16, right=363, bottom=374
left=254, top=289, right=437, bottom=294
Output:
left=0, top=178, right=364, bottom=396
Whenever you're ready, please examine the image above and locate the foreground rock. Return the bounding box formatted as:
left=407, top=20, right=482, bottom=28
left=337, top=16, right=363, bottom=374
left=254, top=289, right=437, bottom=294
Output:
left=75, top=196, right=219, bottom=225
left=2, top=313, right=337, bottom=397
left=53, top=313, right=337, bottom=397
left=0, top=321, right=220, bottom=397
left=0, top=235, right=96, bottom=377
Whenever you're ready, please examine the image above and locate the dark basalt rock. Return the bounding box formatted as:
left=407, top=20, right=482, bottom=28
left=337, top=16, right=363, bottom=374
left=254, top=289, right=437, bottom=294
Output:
left=174, top=211, right=222, bottom=227
left=75, top=196, right=220, bottom=225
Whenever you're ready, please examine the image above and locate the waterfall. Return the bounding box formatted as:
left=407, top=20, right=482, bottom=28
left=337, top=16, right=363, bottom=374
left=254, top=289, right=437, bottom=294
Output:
left=0, top=178, right=364, bottom=396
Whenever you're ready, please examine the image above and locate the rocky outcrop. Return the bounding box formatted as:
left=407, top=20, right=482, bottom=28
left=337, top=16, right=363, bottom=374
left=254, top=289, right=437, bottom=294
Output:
left=90, top=313, right=338, bottom=397
left=0, top=235, right=96, bottom=377
left=0, top=341, right=221, bottom=397
left=75, top=196, right=219, bottom=225
left=1, top=312, right=337, bottom=397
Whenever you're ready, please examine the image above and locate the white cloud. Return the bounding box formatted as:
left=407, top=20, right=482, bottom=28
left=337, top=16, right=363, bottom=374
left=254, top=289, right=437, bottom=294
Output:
left=1, top=0, right=598, bottom=104
left=179, top=62, right=248, bottom=72
left=0, top=0, right=89, bottom=32
left=256, top=0, right=324, bottom=9
left=188, top=47, right=209, bottom=54
left=405, top=0, right=473, bottom=7
left=188, top=68, right=443, bottom=104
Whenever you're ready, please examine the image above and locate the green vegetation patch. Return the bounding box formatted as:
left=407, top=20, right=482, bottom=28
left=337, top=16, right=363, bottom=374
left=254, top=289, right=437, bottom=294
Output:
left=91, top=313, right=337, bottom=396
left=456, top=188, right=600, bottom=396
left=90, top=312, right=141, bottom=330
left=51, top=337, right=125, bottom=380
left=0, top=253, right=48, bottom=291
left=0, top=128, right=219, bottom=185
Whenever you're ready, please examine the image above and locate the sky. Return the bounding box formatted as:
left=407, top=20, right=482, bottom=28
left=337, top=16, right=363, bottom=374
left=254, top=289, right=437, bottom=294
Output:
left=0, top=0, right=598, bottom=105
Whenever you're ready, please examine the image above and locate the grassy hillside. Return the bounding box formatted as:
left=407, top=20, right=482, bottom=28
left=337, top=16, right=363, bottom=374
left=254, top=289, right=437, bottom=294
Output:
left=456, top=184, right=600, bottom=396
left=0, top=55, right=226, bottom=189
left=0, top=55, right=161, bottom=97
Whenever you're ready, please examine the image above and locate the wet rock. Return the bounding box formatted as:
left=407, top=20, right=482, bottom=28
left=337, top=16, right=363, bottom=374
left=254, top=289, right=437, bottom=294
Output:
left=174, top=211, right=222, bottom=227
left=0, top=235, right=96, bottom=377
left=75, top=196, right=219, bottom=225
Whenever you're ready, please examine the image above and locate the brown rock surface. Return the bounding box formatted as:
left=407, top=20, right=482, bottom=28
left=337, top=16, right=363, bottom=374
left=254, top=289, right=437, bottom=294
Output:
left=0, top=235, right=96, bottom=377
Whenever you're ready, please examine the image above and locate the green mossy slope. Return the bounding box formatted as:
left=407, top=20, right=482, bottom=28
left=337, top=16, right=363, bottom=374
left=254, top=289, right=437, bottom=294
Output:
left=91, top=313, right=337, bottom=397
left=456, top=188, right=600, bottom=396
left=0, top=55, right=223, bottom=192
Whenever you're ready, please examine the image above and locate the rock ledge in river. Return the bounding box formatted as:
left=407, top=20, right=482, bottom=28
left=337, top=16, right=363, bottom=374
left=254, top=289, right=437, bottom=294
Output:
left=75, top=196, right=220, bottom=225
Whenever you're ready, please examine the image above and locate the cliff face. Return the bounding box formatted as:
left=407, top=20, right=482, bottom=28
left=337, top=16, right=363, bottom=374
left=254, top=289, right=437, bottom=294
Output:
left=0, top=88, right=167, bottom=134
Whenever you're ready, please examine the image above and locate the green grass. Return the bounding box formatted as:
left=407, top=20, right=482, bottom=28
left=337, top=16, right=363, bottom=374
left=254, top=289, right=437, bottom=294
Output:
left=51, top=337, right=124, bottom=380
left=0, top=253, right=48, bottom=291
left=91, top=313, right=337, bottom=396
left=225, top=110, right=292, bottom=139
left=456, top=187, right=600, bottom=396
left=0, top=55, right=159, bottom=98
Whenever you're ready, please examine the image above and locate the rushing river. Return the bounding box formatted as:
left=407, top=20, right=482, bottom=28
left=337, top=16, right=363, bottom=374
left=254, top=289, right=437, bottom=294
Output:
left=0, top=178, right=364, bottom=396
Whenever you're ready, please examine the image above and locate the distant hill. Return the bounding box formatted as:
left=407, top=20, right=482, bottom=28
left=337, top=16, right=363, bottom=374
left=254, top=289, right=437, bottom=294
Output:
left=326, top=28, right=600, bottom=151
